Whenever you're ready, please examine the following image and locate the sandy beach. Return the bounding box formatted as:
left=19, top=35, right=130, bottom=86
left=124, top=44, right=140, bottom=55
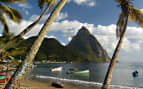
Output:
left=19, top=79, right=100, bottom=89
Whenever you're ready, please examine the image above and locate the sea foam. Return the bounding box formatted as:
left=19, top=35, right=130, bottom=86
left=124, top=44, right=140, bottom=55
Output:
left=34, top=75, right=143, bottom=89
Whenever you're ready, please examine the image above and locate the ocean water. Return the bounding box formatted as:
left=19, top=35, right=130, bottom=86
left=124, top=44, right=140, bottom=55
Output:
left=30, top=62, right=143, bottom=88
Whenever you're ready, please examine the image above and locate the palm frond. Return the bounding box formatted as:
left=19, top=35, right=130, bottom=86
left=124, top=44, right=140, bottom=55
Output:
left=115, top=0, right=122, bottom=3
left=115, top=0, right=133, bottom=4
left=38, top=0, right=56, bottom=9
left=0, top=0, right=26, bottom=3
left=8, top=56, right=19, bottom=66
left=0, top=3, right=23, bottom=22
left=129, top=6, right=143, bottom=27
left=7, top=47, right=26, bottom=56
left=51, top=0, right=56, bottom=6
left=0, top=11, right=9, bottom=36
left=0, top=34, right=15, bottom=46
left=116, top=12, right=125, bottom=38
left=10, top=8, right=23, bottom=22
left=38, top=0, right=45, bottom=9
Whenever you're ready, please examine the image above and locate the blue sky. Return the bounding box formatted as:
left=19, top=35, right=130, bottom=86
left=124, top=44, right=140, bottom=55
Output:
left=2, top=0, right=143, bottom=62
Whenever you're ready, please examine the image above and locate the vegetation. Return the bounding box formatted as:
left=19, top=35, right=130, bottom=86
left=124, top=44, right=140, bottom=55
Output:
left=0, top=0, right=25, bottom=36
left=0, top=0, right=56, bottom=60
left=102, top=0, right=143, bottom=89
left=1, top=0, right=142, bottom=89
left=4, top=0, right=68, bottom=88
left=12, top=26, right=110, bottom=63
left=0, top=0, right=25, bottom=61
left=14, top=35, right=109, bottom=62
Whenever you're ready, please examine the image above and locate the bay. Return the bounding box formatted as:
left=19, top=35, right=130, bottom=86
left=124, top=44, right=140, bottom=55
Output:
left=30, top=62, right=143, bottom=88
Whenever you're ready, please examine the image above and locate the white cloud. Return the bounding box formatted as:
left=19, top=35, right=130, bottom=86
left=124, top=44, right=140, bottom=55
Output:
left=25, top=10, right=29, bottom=15
left=30, top=15, right=39, bottom=21
left=30, top=12, right=68, bottom=22
left=88, top=1, right=95, bottom=7
left=68, top=37, right=72, bottom=41
left=9, top=20, right=43, bottom=37
left=73, top=0, right=87, bottom=4
left=7, top=13, right=143, bottom=62
left=49, top=20, right=143, bottom=62
left=61, top=42, right=66, bottom=46
left=140, top=9, right=143, bottom=12
left=45, top=35, right=56, bottom=39
left=72, top=0, right=96, bottom=7
left=55, top=12, right=68, bottom=21
left=18, top=3, right=32, bottom=8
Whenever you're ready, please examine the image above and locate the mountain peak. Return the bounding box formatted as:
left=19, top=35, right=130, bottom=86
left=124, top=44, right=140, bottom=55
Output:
left=68, top=26, right=110, bottom=62
left=77, top=26, right=90, bottom=36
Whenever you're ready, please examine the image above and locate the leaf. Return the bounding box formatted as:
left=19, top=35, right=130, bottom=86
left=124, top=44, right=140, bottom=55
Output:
left=0, top=11, right=9, bottom=36
left=38, top=0, right=45, bottom=9
left=8, top=56, right=19, bottom=66
left=0, top=3, right=23, bottom=22
left=52, top=0, right=56, bottom=6
left=38, top=0, right=56, bottom=9
left=10, top=8, right=23, bottom=22
left=115, top=0, right=122, bottom=3
left=130, top=6, right=143, bottom=27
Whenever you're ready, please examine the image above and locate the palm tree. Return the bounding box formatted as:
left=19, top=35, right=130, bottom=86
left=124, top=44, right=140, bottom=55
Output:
left=102, top=0, right=143, bottom=89
left=18, top=0, right=56, bottom=37
left=4, top=0, right=68, bottom=88
left=0, top=0, right=25, bottom=37
left=0, top=0, right=56, bottom=54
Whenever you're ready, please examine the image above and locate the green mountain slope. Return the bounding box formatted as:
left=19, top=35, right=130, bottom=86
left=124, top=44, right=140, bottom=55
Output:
left=67, top=26, right=110, bottom=62
left=16, top=26, right=110, bottom=62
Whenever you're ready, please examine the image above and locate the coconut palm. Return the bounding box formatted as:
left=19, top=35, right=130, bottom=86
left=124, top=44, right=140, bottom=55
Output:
left=19, top=0, right=56, bottom=37
left=0, top=0, right=25, bottom=36
left=102, top=0, right=143, bottom=89
left=0, top=0, right=56, bottom=55
left=4, top=0, right=68, bottom=88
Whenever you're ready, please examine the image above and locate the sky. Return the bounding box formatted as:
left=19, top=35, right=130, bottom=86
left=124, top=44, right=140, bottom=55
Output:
left=1, top=0, right=143, bottom=63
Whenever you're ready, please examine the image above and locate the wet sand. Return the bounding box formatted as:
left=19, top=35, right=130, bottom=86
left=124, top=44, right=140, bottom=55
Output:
left=19, top=79, right=100, bottom=89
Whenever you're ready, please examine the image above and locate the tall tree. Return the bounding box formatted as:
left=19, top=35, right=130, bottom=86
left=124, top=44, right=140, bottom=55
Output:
left=0, top=0, right=25, bottom=36
left=4, top=0, right=68, bottom=88
left=102, top=0, right=143, bottom=89
left=0, top=0, right=56, bottom=55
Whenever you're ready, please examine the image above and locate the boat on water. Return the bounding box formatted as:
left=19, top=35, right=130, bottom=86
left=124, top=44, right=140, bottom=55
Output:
left=66, top=68, right=79, bottom=74
left=74, top=70, right=89, bottom=74
left=50, top=67, right=63, bottom=72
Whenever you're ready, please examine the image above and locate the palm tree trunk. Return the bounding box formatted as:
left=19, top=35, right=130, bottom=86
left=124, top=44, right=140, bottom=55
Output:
left=18, top=2, right=52, bottom=38
left=4, top=0, right=67, bottom=88
left=0, top=2, right=52, bottom=54
left=102, top=16, right=128, bottom=89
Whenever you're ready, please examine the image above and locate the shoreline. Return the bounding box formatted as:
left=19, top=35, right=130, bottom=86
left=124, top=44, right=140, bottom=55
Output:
left=20, top=78, right=100, bottom=89
left=34, top=61, right=108, bottom=64
left=19, top=74, right=143, bottom=89
left=19, top=77, right=143, bottom=89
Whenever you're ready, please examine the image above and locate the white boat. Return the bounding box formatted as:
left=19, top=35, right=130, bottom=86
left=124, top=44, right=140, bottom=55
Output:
left=50, top=67, right=63, bottom=72
left=74, top=70, right=89, bottom=74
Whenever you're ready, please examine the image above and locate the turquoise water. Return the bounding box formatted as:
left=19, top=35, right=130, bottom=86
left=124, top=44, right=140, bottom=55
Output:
left=31, top=62, right=143, bottom=88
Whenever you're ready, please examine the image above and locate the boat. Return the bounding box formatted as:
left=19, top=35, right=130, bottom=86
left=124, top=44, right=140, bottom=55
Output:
left=74, top=70, right=89, bottom=74
left=50, top=67, right=63, bottom=72
left=66, top=68, right=79, bottom=74
left=0, top=76, right=11, bottom=83
left=69, top=68, right=78, bottom=71
left=0, top=74, right=11, bottom=83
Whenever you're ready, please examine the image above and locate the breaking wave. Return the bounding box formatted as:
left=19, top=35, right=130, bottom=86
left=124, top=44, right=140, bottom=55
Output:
left=34, top=75, right=143, bottom=89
